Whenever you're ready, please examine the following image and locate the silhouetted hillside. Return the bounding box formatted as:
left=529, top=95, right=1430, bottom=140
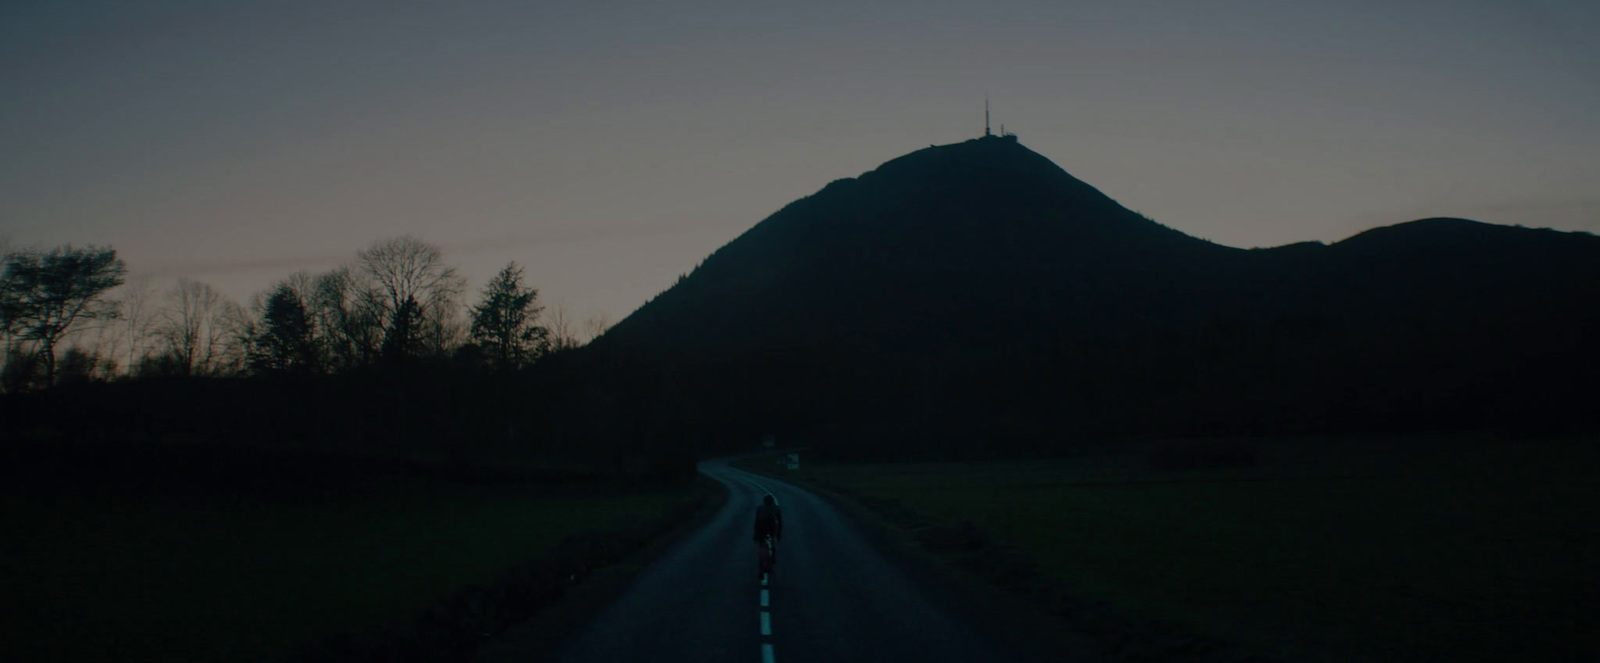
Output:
left=583, top=137, right=1600, bottom=459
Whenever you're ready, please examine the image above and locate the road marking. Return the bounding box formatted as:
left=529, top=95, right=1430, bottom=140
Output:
left=756, top=486, right=779, bottom=504
left=736, top=469, right=780, bottom=662
left=740, top=473, right=779, bottom=504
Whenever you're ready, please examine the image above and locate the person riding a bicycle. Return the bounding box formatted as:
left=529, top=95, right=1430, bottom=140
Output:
left=754, top=494, right=783, bottom=563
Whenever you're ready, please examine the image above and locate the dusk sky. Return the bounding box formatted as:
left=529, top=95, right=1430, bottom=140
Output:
left=4, top=0, right=1597, bottom=325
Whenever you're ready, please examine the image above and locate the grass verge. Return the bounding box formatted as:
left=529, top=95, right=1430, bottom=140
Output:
left=739, top=436, right=1600, bottom=662
left=1, top=446, right=716, bottom=663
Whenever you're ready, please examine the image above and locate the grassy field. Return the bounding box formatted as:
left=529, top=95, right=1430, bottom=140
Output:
left=1, top=471, right=697, bottom=663
left=789, top=436, right=1600, bottom=662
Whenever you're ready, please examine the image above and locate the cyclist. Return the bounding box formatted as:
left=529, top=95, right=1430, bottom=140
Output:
left=753, top=494, right=783, bottom=563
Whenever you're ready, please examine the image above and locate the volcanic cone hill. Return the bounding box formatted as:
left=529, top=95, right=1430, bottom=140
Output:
left=580, top=136, right=1600, bottom=460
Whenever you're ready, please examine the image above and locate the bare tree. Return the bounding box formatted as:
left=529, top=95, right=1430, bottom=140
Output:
left=542, top=303, right=611, bottom=350
left=0, top=238, right=21, bottom=385
left=310, top=266, right=383, bottom=370
left=0, top=238, right=18, bottom=368
left=110, top=277, right=158, bottom=376
left=1, top=245, right=126, bottom=385
left=212, top=300, right=255, bottom=376
left=355, top=236, right=465, bottom=360
left=70, top=314, right=126, bottom=380
left=582, top=312, right=613, bottom=344
left=424, top=298, right=467, bottom=357
left=155, top=278, right=234, bottom=376
left=545, top=302, right=581, bottom=351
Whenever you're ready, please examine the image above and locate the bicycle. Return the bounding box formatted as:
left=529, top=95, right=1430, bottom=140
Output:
left=758, top=533, right=776, bottom=577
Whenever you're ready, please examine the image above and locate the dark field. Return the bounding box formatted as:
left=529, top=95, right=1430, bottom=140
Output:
left=790, top=436, right=1600, bottom=662
left=0, top=451, right=697, bottom=663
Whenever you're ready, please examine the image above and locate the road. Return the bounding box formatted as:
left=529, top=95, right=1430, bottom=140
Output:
left=520, top=458, right=1068, bottom=663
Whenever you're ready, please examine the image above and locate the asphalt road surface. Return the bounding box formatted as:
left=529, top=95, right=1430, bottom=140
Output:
left=532, top=458, right=1063, bottom=663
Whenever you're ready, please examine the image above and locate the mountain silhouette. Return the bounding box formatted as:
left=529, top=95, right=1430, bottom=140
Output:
left=582, top=136, right=1600, bottom=459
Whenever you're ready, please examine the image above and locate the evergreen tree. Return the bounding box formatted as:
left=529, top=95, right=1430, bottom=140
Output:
left=469, top=262, right=549, bottom=368
left=381, top=295, right=423, bottom=362
left=250, top=283, right=317, bottom=373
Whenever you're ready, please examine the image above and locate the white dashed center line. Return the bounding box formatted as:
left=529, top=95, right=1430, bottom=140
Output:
left=751, top=477, right=778, bottom=663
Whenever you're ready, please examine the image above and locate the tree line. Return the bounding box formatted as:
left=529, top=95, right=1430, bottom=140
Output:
left=0, top=236, right=610, bottom=393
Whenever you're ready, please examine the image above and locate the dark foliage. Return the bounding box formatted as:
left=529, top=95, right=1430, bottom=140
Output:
left=0, top=346, right=42, bottom=392
left=1, top=245, right=125, bottom=385
left=53, top=347, right=107, bottom=385
left=0, top=347, right=695, bottom=486
left=469, top=262, right=550, bottom=369
left=381, top=295, right=424, bottom=362
left=251, top=283, right=319, bottom=374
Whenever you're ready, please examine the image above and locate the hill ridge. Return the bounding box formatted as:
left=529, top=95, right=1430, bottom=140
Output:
left=580, top=138, right=1600, bottom=459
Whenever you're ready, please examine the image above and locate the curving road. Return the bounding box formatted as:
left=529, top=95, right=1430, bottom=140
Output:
left=513, top=458, right=1070, bottom=663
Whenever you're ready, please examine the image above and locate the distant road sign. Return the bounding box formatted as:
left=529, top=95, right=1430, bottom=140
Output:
left=786, top=453, right=800, bottom=470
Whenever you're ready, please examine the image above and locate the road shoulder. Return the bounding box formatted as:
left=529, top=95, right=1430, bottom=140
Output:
left=473, top=476, right=732, bottom=663
left=738, top=460, right=1106, bottom=663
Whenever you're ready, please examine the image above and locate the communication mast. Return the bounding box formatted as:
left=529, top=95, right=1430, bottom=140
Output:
left=985, top=97, right=992, bottom=137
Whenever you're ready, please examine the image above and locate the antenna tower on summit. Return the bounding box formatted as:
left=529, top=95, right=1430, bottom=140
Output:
left=985, top=97, right=992, bottom=137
